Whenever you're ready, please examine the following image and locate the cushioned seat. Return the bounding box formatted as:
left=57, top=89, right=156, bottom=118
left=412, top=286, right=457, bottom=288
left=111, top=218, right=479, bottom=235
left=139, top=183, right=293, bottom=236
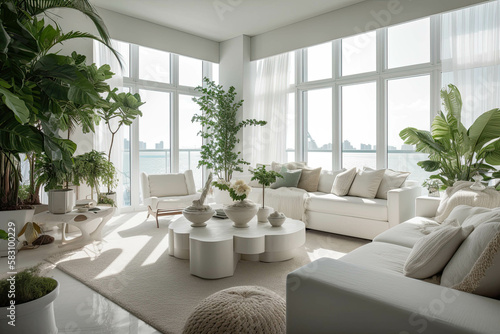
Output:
left=306, top=193, right=388, bottom=221
left=339, top=242, right=411, bottom=275
left=373, top=217, right=439, bottom=248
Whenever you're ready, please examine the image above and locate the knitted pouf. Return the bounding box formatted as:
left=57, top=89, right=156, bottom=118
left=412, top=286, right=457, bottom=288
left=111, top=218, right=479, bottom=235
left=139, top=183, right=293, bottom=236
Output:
left=183, top=285, right=286, bottom=334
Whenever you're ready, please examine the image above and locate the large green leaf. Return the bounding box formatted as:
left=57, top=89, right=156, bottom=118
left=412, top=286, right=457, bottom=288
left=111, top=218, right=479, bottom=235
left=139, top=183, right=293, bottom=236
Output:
left=0, top=112, right=44, bottom=153
left=0, top=86, right=29, bottom=124
left=468, top=108, right=500, bottom=151
left=417, top=160, right=441, bottom=172
left=478, top=137, right=500, bottom=166
left=440, top=84, right=462, bottom=124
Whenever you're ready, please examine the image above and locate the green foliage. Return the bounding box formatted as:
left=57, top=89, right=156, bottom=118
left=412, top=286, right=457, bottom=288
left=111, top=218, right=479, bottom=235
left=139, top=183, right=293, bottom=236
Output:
left=0, top=229, right=8, bottom=240
left=250, top=165, right=283, bottom=208
left=192, top=78, right=266, bottom=182
left=0, top=0, right=119, bottom=209
left=73, top=150, right=117, bottom=199
left=400, top=84, right=500, bottom=189
left=0, top=266, right=57, bottom=307
left=98, top=194, right=116, bottom=207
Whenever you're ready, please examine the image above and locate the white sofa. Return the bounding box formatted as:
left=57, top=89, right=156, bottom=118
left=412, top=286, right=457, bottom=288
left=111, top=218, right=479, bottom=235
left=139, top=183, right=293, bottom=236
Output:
left=240, top=170, right=421, bottom=240
left=286, top=197, right=500, bottom=334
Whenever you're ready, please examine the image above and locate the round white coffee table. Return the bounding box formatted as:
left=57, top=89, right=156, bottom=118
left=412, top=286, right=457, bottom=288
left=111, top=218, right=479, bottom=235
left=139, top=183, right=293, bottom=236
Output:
left=168, top=216, right=306, bottom=279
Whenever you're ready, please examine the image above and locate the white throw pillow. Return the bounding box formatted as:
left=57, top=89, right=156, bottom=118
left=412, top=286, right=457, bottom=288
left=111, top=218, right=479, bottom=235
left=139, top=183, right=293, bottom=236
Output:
left=444, top=205, right=494, bottom=226
left=148, top=173, right=189, bottom=197
left=348, top=168, right=385, bottom=199
left=331, top=168, right=357, bottom=196
left=364, top=167, right=410, bottom=199
left=461, top=209, right=500, bottom=228
left=404, top=220, right=473, bottom=279
left=271, top=161, right=307, bottom=172
left=441, top=222, right=500, bottom=298
left=317, top=169, right=345, bottom=193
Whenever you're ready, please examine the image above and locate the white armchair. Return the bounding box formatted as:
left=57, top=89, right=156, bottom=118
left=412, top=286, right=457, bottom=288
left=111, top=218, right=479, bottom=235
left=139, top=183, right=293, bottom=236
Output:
left=141, top=170, right=200, bottom=227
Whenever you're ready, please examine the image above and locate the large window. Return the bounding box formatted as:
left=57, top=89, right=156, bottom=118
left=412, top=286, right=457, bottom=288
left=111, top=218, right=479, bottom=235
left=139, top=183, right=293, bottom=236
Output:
left=96, top=41, right=217, bottom=208
left=294, top=18, right=439, bottom=184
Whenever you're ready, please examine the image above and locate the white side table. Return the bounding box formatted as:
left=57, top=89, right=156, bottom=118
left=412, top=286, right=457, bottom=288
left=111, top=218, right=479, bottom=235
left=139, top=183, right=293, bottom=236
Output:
left=168, top=217, right=306, bottom=279
left=415, top=196, right=441, bottom=218
left=33, top=207, right=115, bottom=248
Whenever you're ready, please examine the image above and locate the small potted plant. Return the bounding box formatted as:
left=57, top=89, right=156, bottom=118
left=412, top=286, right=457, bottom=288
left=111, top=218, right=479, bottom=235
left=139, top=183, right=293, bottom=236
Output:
left=422, top=178, right=441, bottom=197
left=250, top=166, right=283, bottom=222
left=214, top=179, right=257, bottom=228
left=0, top=266, right=59, bottom=333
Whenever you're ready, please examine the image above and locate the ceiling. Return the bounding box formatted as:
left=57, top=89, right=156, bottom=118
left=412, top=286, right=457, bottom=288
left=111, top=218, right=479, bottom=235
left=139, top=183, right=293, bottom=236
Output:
left=90, top=0, right=367, bottom=42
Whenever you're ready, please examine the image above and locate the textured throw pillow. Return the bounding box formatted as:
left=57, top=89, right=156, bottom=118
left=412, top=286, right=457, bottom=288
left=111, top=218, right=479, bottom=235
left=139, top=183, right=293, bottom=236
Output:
left=348, top=168, right=385, bottom=199
left=364, top=167, right=410, bottom=200
left=317, top=169, right=346, bottom=193
left=403, top=220, right=473, bottom=279
left=297, top=167, right=322, bottom=192
left=434, top=181, right=500, bottom=223
left=270, top=167, right=302, bottom=189
left=441, top=222, right=500, bottom=298
left=331, top=167, right=357, bottom=196
left=271, top=161, right=307, bottom=172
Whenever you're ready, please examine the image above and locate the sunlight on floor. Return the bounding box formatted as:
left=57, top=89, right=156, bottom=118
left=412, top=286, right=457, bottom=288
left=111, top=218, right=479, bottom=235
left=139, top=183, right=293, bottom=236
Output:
left=307, top=248, right=346, bottom=261
left=142, top=233, right=169, bottom=266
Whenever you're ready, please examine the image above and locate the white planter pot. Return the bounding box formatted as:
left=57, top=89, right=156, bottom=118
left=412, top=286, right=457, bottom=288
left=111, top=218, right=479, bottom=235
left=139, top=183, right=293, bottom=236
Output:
left=0, top=209, right=35, bottom=257
left=48, top=189, right=75, bottom=214
left=224, top=200, right=258, bottom=228
left=101, top=192, right=117, bottom=206
left=0, top=280, right=59, bottom=334
left=213, top=188, right=234, bottom=205
left=182, top=208, right=215, bottom=227
left=257, top=206, right=274, bottom=223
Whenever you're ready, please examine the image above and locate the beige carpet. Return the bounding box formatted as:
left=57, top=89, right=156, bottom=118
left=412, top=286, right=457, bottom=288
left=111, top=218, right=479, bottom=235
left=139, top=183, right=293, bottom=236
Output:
left=47, top=212, right=369, bottom=334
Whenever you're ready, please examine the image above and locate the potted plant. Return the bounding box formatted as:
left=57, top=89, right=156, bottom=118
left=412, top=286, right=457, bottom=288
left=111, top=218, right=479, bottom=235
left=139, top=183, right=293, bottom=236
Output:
left=422, top=178, right=441, bottom=197
left=0, top=0, right=119, bottom=237
left=0, top=266, right=59, bottom=333
left=98, top=89, right=144, bottom=204
left=73, top=150, right=117, bottom=206
left=400, top=84, right=500, bottom=189
left=192, top=78, right=267, bottom=203
left=214, top=179, right=257, bottom=228
left=250, top=165, right=283, bottom=222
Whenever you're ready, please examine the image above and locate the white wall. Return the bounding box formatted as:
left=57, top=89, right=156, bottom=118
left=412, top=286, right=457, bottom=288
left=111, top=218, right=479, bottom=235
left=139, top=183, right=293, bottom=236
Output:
left=250, top=0, right=490, bottom=60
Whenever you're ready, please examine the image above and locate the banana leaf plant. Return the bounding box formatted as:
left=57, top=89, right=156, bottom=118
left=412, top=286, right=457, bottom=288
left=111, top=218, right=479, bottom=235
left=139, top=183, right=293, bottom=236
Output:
left=400, top=84, right=500, bottom=189
left=0, top=0, right=119, bottom=210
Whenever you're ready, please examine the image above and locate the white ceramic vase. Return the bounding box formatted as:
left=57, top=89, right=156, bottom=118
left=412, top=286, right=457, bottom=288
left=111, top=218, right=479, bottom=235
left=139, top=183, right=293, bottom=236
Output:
left=257, top=206, right=273, bottom=223
left=224, top=200, right=258, bottom=228
left=182, top=208, right=215, bottom=227
left=0, top=280, right=59, bottom=334
left=48, top=188, right=75, bottom=213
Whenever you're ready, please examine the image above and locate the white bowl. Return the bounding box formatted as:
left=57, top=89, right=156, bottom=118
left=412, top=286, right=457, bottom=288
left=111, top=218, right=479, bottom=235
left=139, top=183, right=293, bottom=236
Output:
left=268, top=216, right=286, bottom=227
left=182, top=209, right=215, bottom=227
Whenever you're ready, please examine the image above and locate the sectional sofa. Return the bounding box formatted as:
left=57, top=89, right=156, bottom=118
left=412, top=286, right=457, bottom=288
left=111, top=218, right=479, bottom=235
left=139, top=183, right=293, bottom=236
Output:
left=238, top=163, right=421, bottom=240
left=287, top=194, right=500, bottom=334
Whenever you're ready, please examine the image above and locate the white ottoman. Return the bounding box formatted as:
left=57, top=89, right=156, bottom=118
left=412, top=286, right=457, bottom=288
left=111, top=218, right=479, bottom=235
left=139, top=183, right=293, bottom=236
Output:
left=183, top=286, right=286, bottom=334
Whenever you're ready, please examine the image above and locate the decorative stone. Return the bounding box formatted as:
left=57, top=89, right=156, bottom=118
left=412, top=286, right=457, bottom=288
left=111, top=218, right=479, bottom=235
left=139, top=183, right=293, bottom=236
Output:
left=268, top=211, right=286, bottom=227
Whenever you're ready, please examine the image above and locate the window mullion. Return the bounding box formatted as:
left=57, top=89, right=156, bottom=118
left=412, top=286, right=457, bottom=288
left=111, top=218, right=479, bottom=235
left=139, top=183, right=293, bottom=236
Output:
left=171, top=54, right=179, bottom=173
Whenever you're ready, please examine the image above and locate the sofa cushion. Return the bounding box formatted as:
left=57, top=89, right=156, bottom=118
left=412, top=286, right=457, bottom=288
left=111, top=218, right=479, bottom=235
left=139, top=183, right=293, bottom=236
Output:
left=434, top=181, right=500, bottom=222
left=403, top=220, right=473, bottom=279
left=442, top=221, right=500, bottom=299
left=461, top=209, right=500, bottom=228
left=331, top=167, right=357, bottom=196
left=364, top=168, right=410, bottom=200
left=445, top=205, right=495, bottom=226
left=270, top=167, right=302, bottom=189
left=307, top=193, right=387, bottom=221
left=148, top=173, right=189, bottom=197
left=373, top=217, right=440, bottom=248
left=317, top=169, right=345, bottom=193
left=340, top=242, right=411, bottom=275
left=297, top=167, right=322, bottom=192
left=348, top=168, right=385, bottom=199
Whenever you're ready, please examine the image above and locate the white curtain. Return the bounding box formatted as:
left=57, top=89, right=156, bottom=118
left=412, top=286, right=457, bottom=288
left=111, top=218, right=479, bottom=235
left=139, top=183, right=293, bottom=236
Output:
left=441, top=0, right=500, bottom=127
left=93, top=41, right=126, bottom=205
left=243, top=52, right=292, bottom=165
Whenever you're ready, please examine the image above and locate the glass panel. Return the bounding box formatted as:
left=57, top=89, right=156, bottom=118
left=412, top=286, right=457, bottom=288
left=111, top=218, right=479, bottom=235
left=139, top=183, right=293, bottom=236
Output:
left=342, top=31, right=376, bottom=76
left=179, top=94, right=202, bottom=190
left=212, top=63, right=219, bottom=85
left=306, top=42, right=332, bottom=82
left=122, top=125, right=131, bottom=206
left=388, top=75, right=431, bottom=184
left=342, top=82, right=377, bottom=169
left=138, top=90, right=171, bottom=196
left=139, top=46, right=170, bottom=83
left=388, top=18, right=430, bottom=69
left=286, top=92, right=296, bottom=162
left=179, top=55, right=202, bottom=87
left=306, top=88, right=332, bottom=170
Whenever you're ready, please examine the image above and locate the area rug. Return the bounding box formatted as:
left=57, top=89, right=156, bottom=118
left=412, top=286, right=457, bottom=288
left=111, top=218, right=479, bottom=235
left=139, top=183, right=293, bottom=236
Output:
left=47, top=212, right=368, bottom=334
